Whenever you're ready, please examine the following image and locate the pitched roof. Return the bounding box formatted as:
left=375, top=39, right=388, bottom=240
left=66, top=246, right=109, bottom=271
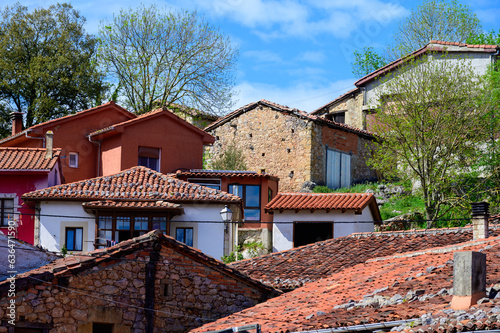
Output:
left=204, top=99, right=376, bottom=139
left=0, top=230, right=279, bottom=298
left=229, top=226, right=500, bottom=290
left=195, top=232, right=500, bottom=333
left=87, top=107, right=214, bottom=144
left=0, top=101, right=135, bottom=145
left=22, top=166, right=242, bottom=206
left=311, top=88, right=360, bottom=115
left=265, top=192, right=378, bottom=213
left=0, top=147, right=61, bottom=171
left=354, top=40, right=500, bottom=87
left=174, top=169, right=279, bottom=181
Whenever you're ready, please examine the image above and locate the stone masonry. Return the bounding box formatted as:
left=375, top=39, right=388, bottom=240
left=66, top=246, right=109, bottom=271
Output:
left=206, top=100, right=377, bottom=192
left=0, top=231, right=278, bottom=333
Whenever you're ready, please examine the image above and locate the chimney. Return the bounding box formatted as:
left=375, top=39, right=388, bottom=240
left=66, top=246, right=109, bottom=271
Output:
left=472, top=202, right=489, bottom=240
left=11, top=112, right=23, bottom=136
left=450, top=251, right=486, bottom=310
left=45, top=131, right=54, bottom=159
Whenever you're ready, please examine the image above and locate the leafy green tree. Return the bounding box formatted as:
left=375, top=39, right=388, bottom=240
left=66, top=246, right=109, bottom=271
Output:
left=368, top=52, right=496, bottom=226
left=210, top=142, right=247, bottom=171
left=98, top=5, right=238, bottom=115
left=0, top=3, right=108, bottom=131
left=467, top=29, right=500, bottom=45
left=351, top=47, right=387, bottom=78
left=352, top=0, right=482, bottom=77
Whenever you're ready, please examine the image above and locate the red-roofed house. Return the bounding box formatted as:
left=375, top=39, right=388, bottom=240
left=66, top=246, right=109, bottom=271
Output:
left=205, top=99, right=378, bottom=193
left=0, top=144, right=62, bottom=244
left=0, top=230, right=279, bottom=332
left=22, top=166, right=242, bottom=259
left=313, top=41, right=500, bottom=131
left=0, top=102, right=214, bottom=184
left=265, top=192, right=381, bottom=251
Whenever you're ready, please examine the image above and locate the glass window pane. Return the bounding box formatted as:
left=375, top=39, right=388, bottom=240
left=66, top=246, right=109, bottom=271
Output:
left=116, top=216, right=130, bottom=230
left=229, top=185, right=243, bottom=197
left=134, top=217, right=148, bottom=230
left=75, top=229, right=83, bottom=251
left=244, top=208, right=260, bottom=221
left=152, top=217, right=167, bottom=232
left=185, top=229, right=193, bottom=247
left=66, top=229, right=75, bottom=250
left=245, top=185, right=260, bottom=207
left=3, top=199, right=14, bottom=209
left=176, top=228, right=184, bottom=243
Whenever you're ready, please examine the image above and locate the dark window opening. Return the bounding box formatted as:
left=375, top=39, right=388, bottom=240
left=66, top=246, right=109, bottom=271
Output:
left=187, top=178, right=221, bottom=190
left=92, top=323, right=114, bottom=333
left=138, top=146, right=160, bottom=171
left=326, top=112, right=346, bottom=124
left=294, top=222, right=333, bottom=247
left=229, top=184, right=261, bottom=221
left=176, top=227, right=193, bottom=246
left=0, top=198, right=14, bottom=226
left=65, top=227, right=83, bottom=251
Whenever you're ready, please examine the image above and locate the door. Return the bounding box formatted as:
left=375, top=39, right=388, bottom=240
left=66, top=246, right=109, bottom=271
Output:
left=326, top=148, right=351, bottom=189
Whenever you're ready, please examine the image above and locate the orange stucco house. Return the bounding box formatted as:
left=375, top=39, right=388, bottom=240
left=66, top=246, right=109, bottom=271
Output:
left=0, top=102, right=214, bottom=183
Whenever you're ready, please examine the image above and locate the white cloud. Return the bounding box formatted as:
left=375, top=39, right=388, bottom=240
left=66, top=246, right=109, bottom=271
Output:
left=243, top=50, right=284, bottom=63
left=232, top=78, right=356, bottom=112
left=297, top=51, right=326, bottom=63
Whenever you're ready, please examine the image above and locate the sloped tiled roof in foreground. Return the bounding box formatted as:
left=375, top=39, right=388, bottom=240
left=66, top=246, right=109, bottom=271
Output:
left=22, top=166, right=242, bottom=205
left=229, top=227, right=500, bottom=290
left=0, top=230, right=279, bottom=298
left=195, top=233, right=500, bottom=333
left=0, top=147, right=61, bottom=171
left=265, top=192, right=376, bottom=212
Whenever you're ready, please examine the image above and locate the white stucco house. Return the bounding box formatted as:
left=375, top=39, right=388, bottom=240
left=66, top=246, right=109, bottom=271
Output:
left=22, top=166, right=242, bottom=260
left=265, top=192, right=381, bottom=252
left=313, top=41, right=500, bottom=130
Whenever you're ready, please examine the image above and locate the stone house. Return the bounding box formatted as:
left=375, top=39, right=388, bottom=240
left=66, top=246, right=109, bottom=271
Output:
left=205, top=99, right=378, bottom=193
left=0, top=230, right=279, bottom=332
left=312, top=41, right=500, bottom=131
left=22, top=166, right=243, bottom=260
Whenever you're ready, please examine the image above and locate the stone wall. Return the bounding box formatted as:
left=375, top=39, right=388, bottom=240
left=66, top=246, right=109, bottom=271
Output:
left=0, top=242, right=274, bottom=333
left=352, top=136, right=378, bottom=184
left=324, top=92, right=364, bottom=129
left=207, top=106, right=314, bottom=192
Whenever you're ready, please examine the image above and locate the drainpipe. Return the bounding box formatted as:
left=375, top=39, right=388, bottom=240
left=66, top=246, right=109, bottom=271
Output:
left=491, top=48, right=499, bottom=65
left=25, top=130, right=45, bottom=147
left=88, top=136, right=101, bottom=177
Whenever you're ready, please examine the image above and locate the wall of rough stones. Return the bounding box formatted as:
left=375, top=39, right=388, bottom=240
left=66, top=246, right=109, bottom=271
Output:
left=324, top=92, right=364, bottom=129
left=207, top=106, right=314, bottom=192
left=0, top=243, right=273, bottom=333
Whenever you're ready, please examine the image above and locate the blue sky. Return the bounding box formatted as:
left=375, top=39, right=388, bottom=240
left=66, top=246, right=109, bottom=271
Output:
left=4, top=0, right=500, bottom=112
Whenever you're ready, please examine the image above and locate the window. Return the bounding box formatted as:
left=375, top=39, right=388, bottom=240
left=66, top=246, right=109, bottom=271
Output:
left=138, top=146, right=160, bottom=171
left=115, top=216, right=131, bottom=242
left=326, top=112, right=346, bottom=124
left=69, top=152, right=79, bottom=168
left=325, top=148, right=351, bottom=189
left=133, top=216, right=149, bottom=237
left=176, top=227, right=193, bottom=246
left=65, top=227, right=83, bottom=251
left=294, top=222, right=333, bottom=247
left=152, top=217, right=168, bottom=233
left=229, top=184, right=260, bottom=221
left=0, top=198, right=14, bottom=226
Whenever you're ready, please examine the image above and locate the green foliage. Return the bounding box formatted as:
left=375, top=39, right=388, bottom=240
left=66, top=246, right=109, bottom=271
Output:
left=0, top=3, right=108, bottom=132
left=210, top=143, right=247, bottom=171
left=221, top=245, right=243, bottom=264
left=243, top=241, right=263, bottom=258
left=368, top=52, right=496, bottom=226
left=467, top=29, right=500, bottom=45
left=61, top=244, right=68, bottom=257
left=98, top=5, right=238, bottom=115
left=352, top=47, right=387, bottom=78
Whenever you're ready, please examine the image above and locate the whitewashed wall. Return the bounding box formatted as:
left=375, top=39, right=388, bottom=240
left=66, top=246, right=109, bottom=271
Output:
left=272, top=208, right=374, bottom=252
left=38, top=201, right=232, bottom=259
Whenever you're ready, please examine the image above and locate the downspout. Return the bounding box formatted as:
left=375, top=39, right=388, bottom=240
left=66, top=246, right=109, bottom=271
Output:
left=88, top=136, right=101, bottom=177
left=491, top=48, right=499, bottom=64
left=25, top=130, right=45, bottom=147
left=145, top=237, right=161, bottom=333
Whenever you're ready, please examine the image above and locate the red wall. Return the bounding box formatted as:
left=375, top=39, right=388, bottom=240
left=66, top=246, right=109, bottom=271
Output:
left=0, top=174, right=49, bottom=244
left=322, top=127, right=359, bottom=154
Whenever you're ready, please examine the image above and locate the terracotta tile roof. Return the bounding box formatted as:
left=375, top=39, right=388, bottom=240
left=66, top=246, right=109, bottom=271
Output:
left=87, top=107, right=214, bottom=144
left=229, top=226, right=500, bottom=290
left=355, top=41, right=500, bottom=87
left=0, top=147, right=61, bottom=171
left=265, top=192, right=376, bottom=212
left=194, top=234, right=500, bottom=333
left=174, top=169, right=279, bottom=181
left=311, top=88, right=360, bottom=115
left=204, top=99, right=376, bottom=138
left=82, top=200, right=184, bottom=212
left=0, top=101, right=135, bottom=145
left=0, top=230, right=280, bottom=298
left=22, top=166, right=242, bottom=206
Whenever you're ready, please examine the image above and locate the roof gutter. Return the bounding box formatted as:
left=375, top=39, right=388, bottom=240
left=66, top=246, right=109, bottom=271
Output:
left=25, top=130, right=45, bottom=147
left=291, top=318, right=419, bottom=333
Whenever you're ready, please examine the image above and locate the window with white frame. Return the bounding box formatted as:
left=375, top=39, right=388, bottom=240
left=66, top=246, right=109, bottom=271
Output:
left=0, top=198, right=14, bottom=226
left=69, top=152, right=79, bottom=168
